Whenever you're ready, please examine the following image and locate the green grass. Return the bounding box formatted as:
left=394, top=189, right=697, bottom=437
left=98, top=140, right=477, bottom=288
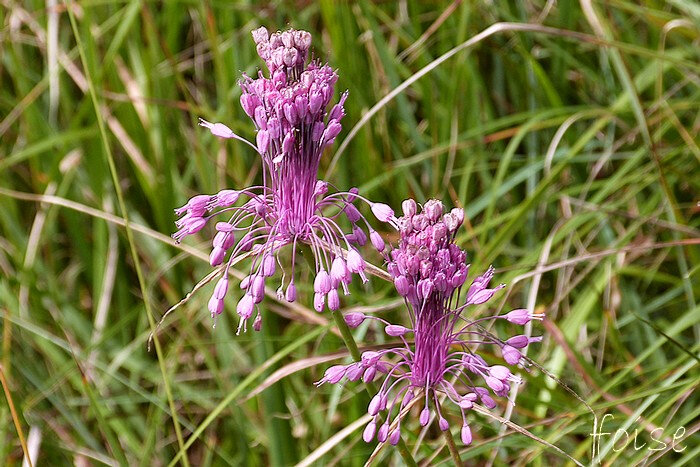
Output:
left=1, top=0, right=699, bottom=465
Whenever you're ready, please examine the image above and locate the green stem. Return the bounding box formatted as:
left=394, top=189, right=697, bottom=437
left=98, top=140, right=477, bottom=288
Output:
left=443, top=429, right=462, bottom=465
left=331, top=308, right=362, bottom=361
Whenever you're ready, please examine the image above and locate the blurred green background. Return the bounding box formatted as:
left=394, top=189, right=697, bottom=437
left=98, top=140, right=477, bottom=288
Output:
left=1, top=0, right=699, bottom=465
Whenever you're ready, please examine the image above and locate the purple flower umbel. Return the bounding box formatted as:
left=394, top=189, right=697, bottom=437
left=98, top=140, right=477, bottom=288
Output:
left=174, top=27, right=393, bottom=332
left=316, top=199, right=543, bottom=445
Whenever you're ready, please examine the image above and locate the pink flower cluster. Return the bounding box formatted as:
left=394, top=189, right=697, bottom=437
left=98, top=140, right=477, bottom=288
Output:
left=317, top=199, right=544, bottom=445
left=173, top=28, right=393, bottom=332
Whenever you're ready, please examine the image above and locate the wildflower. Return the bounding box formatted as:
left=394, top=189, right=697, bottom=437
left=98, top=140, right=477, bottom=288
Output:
left=317, top=199, right=542, bottom=445
left=173, top=28, right=392, bottom=332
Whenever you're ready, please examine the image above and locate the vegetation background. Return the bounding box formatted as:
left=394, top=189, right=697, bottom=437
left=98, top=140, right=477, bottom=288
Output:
left=1, top=0, right=698, bottom=465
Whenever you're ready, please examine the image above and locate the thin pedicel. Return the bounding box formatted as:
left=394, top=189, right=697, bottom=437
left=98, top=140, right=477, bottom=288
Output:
left=173, top=27, right=393, bottom=332
left=316, top=199, right=543, bottom=445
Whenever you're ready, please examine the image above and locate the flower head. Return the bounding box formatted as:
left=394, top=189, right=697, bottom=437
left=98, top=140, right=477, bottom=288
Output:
left=317, top=199, right=543, bottom=445
left=173, top=28, right=390, bottom=332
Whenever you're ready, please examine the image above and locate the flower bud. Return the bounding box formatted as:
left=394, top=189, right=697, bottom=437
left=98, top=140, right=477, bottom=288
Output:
left=344, top=204, right=361, bottom=223
left=389, top=428, right=401, bottom=445
left=504, top=308, right=544, bottom=325
left=262, top=254, right=276, bottom=277
left=323, top=365, right=346, bottom=384
left=423, top=199, right=443, bottom=221
left=331, top=257, right=349, bottom=285
left=285, top=283, right=297, bottom=302
left=344, top=312, right=365, bottom=328
left=208, top=295, right=224, bottom=316
left=467, top=284, right=505, bottom=305
left=323, top=120, right=342, bottom=144
left=369, top=229, right=385, bottom=252
left=251, top=275, right=265, bottom=303
left=368, top=394, right=382, bottom=416
left=371, top=203, right=394, bottom=222
left=347, top=249, right=365, bottom=274
left=363, top=421, right=376, bottom=443
left=502, top=345, right=522, bottom=365
left=314, top=269, right=331, bottom=294
left=236, top=294, right=254, bottom=319
left=256, top=129, right=270, bottom=153
left=377, top=423, right=389, bottom=443
left=461, top=424, right=472, bottom=445
left=402, top=199, right=417, bottom=217
left=385, top=325, right=410, bottom=337
left=485, top=376, right=505, bottom=393
left=394, top=275, right=409, bottom=296
left=419, top=407, right=430, bottom=426
left=215, top=222, right=234, bottom=232
left=327, top=289, right=340, bottom=310
left=506, top=335, right=542, bottom=348
left=214, top=277, right=229, bottom=300
left=313, top=293, right=325, bottom=312
left=251, top=26, right=269, bottom=44
left=216, top=189, right=239, bottom=207
left=314, top=180, right=328, bottom=197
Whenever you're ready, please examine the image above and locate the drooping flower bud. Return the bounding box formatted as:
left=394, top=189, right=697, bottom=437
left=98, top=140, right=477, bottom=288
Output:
left=371, top=203, right=394, bottom=223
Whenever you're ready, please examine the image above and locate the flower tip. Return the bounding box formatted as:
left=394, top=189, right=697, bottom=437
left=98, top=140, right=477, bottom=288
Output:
left=385, top=324, right=410, bottom=337
left=199, top=118, right=235, bottom=139
left=389, top=428, right=401, bottom=445
left=236, top=294, right=254, bottom=320
left=504, top=308, right=543, bottom=325
left=314, top=269, right=332, bottom=294
left=401, top=199, right=417, bottom=217
left=368, top=394, right=382, bottom=416
left=461, top=424, right=472, bottom=445
left=343, top=312, right=365, bottom=328
left=371, top=202, right=395, bottom=223
left=377, top=423, right=389, bottom=443
left=285, top=283, right=297, bottom=302
left=313, top=293, right=325, bottom=312
left=207, top=295, right=224, bottom=316
left=369, top=229, right=385, bottom=252
left=327, top=289, right=340, bottom=310
left=363, top=421, right=377, bottom=443
left=419, top=407, right=430, bottom=426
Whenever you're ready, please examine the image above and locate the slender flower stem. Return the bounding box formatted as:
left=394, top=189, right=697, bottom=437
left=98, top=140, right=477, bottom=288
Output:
left=330, top=308, right=362, bottom=361
left=443, top=429, right=462, bottom=465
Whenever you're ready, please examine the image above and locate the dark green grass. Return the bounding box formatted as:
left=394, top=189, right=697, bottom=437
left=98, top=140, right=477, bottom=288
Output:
left=1, top=0, right=698, bottom=465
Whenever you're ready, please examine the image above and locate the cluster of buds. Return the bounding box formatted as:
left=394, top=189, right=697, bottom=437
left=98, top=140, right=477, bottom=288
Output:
left=317, top=199, right=544, bottom=446
left=252, top=27, right=311, bottom=78
left=389, top=199, right=468, bottom=304
left=174, top=28, right=394, bottom=332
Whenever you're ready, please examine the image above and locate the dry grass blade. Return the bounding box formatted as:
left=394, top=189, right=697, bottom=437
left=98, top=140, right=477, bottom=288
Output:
left=295, top=414, right=373, bottom=467
left=471, top=404, right=585, bottom=466
left=246, top=350, right=349, bottom=400
left=0, top=365, right=32, bottom=467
